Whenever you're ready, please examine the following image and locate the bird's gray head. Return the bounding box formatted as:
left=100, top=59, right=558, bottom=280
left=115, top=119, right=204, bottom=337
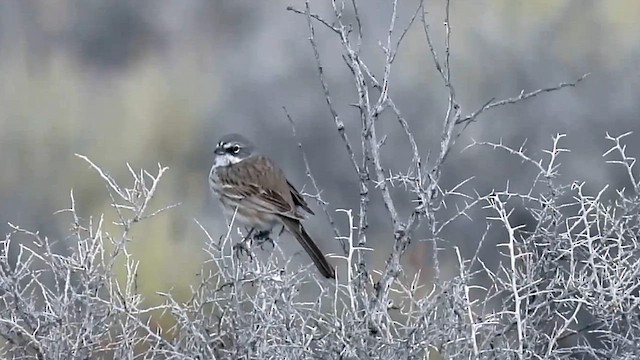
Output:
left=213, top=133, right=255, bottom=168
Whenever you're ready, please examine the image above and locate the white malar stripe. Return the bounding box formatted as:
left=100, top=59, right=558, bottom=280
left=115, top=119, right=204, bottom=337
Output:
left=212, top=153, right=243, bottom=168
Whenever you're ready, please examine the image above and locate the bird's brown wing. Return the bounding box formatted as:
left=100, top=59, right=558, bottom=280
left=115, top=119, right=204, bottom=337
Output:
left=288, top=180, right=314, bottom=215
left=219, top=156, right=301, bottom=218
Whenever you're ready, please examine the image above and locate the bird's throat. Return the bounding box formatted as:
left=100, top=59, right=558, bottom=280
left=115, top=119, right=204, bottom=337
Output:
left=212, top=154, right=243, bottom=168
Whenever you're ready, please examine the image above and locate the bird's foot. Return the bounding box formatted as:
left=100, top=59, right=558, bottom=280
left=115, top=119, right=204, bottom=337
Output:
left=234, top=230, right=255, bottom=260
left=242, top=227, right=256, bottom=242
left=253, top=230, right=274, bottom=250
left=233, top=241, right=255, bottom=261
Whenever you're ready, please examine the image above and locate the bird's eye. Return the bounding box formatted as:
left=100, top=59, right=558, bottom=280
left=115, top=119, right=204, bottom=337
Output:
left=230, top=145, right=241, bottom=154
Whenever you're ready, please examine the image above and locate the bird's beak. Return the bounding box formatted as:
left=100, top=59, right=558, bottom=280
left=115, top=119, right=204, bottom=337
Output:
left=214, top=147, right=225, bottom=155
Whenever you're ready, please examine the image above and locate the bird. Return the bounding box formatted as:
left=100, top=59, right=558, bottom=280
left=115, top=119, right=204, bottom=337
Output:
left=208, top=133, right=335, bottom=279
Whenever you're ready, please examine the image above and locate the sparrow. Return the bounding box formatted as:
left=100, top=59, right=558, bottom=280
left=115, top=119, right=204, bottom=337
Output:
left=208, top=133, right=335, bottom=279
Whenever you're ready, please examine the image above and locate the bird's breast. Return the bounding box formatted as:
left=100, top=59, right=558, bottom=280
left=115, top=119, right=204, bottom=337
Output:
left=219, top=196, right=280, bottom=230
left=210, top=168, right=279, bottom=230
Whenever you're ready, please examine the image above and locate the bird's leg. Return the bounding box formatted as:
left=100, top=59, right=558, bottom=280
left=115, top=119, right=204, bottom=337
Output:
left=232, top=240, right=254, bottom=261
left=252, top=230, right=274, bottom=250
left=243, top=227, right=256, bottom=241
left=256, top=226, right=285, bottom=250
left=233, top=227, right=256, bottom=260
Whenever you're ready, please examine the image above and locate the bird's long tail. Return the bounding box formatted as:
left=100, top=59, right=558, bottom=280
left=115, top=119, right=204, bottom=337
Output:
left=280, top=217, right=335, bottom=279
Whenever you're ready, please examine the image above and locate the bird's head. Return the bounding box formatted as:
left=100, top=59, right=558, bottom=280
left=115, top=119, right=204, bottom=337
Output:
left=213, top=133, right=255, bottom=168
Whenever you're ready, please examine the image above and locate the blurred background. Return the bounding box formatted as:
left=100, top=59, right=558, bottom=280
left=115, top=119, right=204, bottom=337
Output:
left=1, top=0, right=639, bottom=318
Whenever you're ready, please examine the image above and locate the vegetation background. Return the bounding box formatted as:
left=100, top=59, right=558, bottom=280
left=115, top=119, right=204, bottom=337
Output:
left=1, top=1, right=639, bottom=357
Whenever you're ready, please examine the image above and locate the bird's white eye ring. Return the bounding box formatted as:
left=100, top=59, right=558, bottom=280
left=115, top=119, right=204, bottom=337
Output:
left=230, top=145, right=241, bottom=154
